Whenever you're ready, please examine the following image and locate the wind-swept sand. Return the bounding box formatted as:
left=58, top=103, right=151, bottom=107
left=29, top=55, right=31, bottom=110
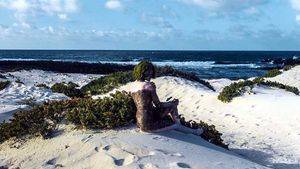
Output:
left=0, top=70, right=101, bottom=121
left=0, top=124, right=267, bottom=169
left=1, top=66, right=300, bottom=168
left=105, top=65, right=300, bottom=168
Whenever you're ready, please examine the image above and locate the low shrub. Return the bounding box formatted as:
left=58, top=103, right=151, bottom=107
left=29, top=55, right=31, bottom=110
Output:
left=0, top=91, right=136, bottom=143
left=283, top=65, right=294, bottom=71
left=0, top=90, right=227, bottom=149
left=0, top=100, right=67, bottom=142
left=15, top=79, right=24, bottom=84
left=218, top=80, right=255, bottom=103
left=179, top=115, right=228, bottom=149
left=36, top=83, right=50, bottom=89
left=260, top=81, right=299, bottom=95
left=132, top=61, right=155, bottom=81
left=0, top=81, right=10, bottom=91
left=264, top=69, right=281, bottom=78
left=81, top=71, right=133, bottom=95
left=65, top=91, right=136, bottom=129
left=82, top=65, right=215, bottom=96
left=218, top=77, right=299, bottom=102
left=156, top=66, right=215, bottom=91
left=51, top=82, right=83, bottom=98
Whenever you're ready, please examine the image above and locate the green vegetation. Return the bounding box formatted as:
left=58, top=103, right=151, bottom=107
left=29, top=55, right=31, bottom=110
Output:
left=283, top=65, right=294, bottom=71
left=65, top=91, right=136, bottom=129
left=264, top=69, right=282, bottom=78
left=133, top=60, right=155, bottom=81
left=82, top=65, right=215, bottom=96
left=260, top=80, right=299, bottom=95
left=0, top=100, right=66, bottom=142
left=51, top=82, right=83, bottom=98
left=81, top=71, right=133, bottom=95
left=36, top=83, right=50, bottom=89
left=156, top=66, right=215, bottom=91
left=218, top=77, right=299, bottom=103
left=218, top=80, right=255, bottom=103
left=0, top=91, right=136, bottom=143
left=0, top=81, right=10, bottom=91
left=179, top=115, right=228, bottom=149
left=0, top=91, right=227, bottom=149
left=15, top=79, right=24, bottom=84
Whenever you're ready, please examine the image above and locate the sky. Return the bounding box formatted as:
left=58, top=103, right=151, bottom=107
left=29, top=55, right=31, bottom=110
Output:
left=0, top=0, right=300, bottom=50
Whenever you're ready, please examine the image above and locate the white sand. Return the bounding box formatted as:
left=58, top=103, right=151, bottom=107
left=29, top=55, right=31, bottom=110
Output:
left=0, top=70, right=101, bottom=121
left=0, top=125, right=267, bottom=169
left=267, top=65, right=300, bottom=90
left=1, top=66, right=300, bottom=168
left=98, top=65, right=300, bottom=168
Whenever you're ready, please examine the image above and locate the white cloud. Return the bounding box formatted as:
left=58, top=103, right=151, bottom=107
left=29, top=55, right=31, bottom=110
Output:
left=178, top=0, right=269, bottom=14
left=105, top=0, right=122, bottom=11
left=179, top=0, right=221, bottom=9
left=64, top=0, right=78, bottom=12
left=296, top=14, right=300, bottom=22
left=291, top=0, right=300, bottom=11
left=244, top=7, right=259, bottom=15
left=290, top=0, right=300, bottom=22
left=10, top=0, right=29, bottom=12
left=0, top=0, right=79, bottom=26
left=58, top=13, right=68, bottom=20
left=141, top=13, right=174, bottom=30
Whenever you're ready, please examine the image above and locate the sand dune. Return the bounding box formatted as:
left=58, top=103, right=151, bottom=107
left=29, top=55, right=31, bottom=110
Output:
left=0, top=70, right=101, bottom=121
left=0, top=124, right=267, bottom=169
left=1, top=66, right=300, bottom=168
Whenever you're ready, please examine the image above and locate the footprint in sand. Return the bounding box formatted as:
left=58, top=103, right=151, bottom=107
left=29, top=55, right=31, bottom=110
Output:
left=177, top=162, right=191, bottom=168
left=154, top=149, right=183, bottom=157
left=101, top=144, right=137, bottom=166
left=152, top=136, right=169, bottom=142
left=45, top=158, right=63, bottom=168
left=170, top=162, right=191, bottom=168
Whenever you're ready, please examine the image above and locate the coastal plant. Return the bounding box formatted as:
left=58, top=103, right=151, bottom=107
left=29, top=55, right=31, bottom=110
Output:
left=0, top=81, right=10, bottom=91
left=217, top=80, right=255, bottom=103
left=283, top=65, right=294, bottom=71
left=81, top=71, right=133, bottom=95
left=218, top=77, right=299, bottom=103
left=81, top=64, right=215, bottom=96
left=0, top=90, right=228, bottom=149
left=260, top=80, right=299, bottom=95
left=15, top=79, right=24, bottom=84
left=156, top=66, right=215, bottom=91
left=132, top=60, right=156, bottom=81
left=179, top=115, right=228, bottom=149
left=0, top=91, right=136, bottom=143
left=0, top=101, right=66, bottom=142
left=51, top=82, right=83, bottom=98
left=36, top=83, right=50, bottom=89
left=65, top=91, right=136, bottom=129
left=264, top=69, right=282, bottom=78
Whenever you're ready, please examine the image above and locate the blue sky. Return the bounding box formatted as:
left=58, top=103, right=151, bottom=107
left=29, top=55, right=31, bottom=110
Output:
left=0, top=0, right=300, bottom=50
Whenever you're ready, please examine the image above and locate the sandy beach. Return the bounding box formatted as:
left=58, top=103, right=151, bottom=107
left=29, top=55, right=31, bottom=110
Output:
left=0, top=66, right=300, bottom=169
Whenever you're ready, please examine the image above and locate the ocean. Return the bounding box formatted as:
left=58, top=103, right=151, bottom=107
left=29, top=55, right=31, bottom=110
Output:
left=0, top=50, right=299, bottom=79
